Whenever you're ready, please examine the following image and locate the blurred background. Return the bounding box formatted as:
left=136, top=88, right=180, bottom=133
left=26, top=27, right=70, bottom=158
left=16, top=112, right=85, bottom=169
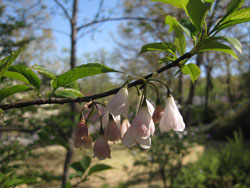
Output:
left=0, top=0, right=250, bottom=187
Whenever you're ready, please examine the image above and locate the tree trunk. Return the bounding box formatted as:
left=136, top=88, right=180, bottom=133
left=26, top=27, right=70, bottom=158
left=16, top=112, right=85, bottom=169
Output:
left=226, top=61, right=234, bottom=103
left=61, top=0, right=78, bottom=187
left=184, top=54, right=202, bottom=126
left=205, top=64, right=212, bottom=107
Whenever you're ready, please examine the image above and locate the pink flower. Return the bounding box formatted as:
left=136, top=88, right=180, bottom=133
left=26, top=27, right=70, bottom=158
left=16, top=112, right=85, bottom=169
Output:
left=133, top=105, right=151, bottom=139
left=152, top=104, right=164, bottom=124
left=107, top=87, right=129, bottom=118
left=159, top=96, right=185, bottom=132
left=75, top=119, right=88, bottom=138
left=122, top=125, right=151, bottom=149
left=104, top=113, right=121, bottom=142
left=136, top=95, right=155, bottom=136
left=93, top=135, right=111, bottom=160
left=120, top=119, right=130, bottom=138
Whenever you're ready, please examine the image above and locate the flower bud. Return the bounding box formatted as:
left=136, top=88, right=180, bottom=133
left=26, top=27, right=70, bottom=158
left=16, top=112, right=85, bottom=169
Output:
left=104, top=114, right=121, bottom=142
left=93, top=135, right=111, bottom=160
left=75, top=119, right=88, bottom=138
left=152, top=104, right=164, bottom=124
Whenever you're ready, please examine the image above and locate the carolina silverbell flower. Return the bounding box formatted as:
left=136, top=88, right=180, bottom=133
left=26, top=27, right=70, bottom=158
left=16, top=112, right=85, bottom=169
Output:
left=122, top=125, right=151, bottom=149
left=74, top=119, right=92, bottom=149
left=120, top=118, right=130, bottom=138
left=136, top=94, right=155, bottom=136
left=104, top=114, right=121, bottom=142
left=159, top=95, right=185, bottom=132
left=152, top=98, right=164, bottom=124
left=107, top=87, right=129, bottom=118
left=93, top=135, right=111, bottom=160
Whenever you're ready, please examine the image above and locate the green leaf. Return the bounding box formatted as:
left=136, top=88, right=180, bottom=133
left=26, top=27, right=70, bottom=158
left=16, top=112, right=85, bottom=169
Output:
left=158, top=56, right=177, bottom=64
left=8, top=65, right=41, bottom=90
left=0, top=85, right=31, bottom=102
left=182, top=0, right=208, bottom=30
left=225, top=0, right=245, bottom=18
left=218, top=36, right=242, bottom=53
left=70, top=156, right=91, bottom=175
left=64, top=80, right=80, bottom=90
left=165, top=16, right=186, bottom=55
left=30, top=65, right=56, bottom=80
left=215, top=7, right=250, bottom=33
left=71, top=162, right=86, bottom=174
left=179, top=18, right=198, bottom=38
left=0, top=49, right=22, bottom=79
left=52, top=88, right=83, bottom=98
left=65, top=182, right=72, bottom=188
left=139, top=42, right=176, bottom=55
left=151, top=0, right=183, bottom=8
left=199, top=40, right=239, bottom=60
left=88, top=164, right=113, bottom=176
left=57, top=63, right=120, bottom=88
left=5, top=177, right=37, bottom=187
left=3, top=71, right=30, bottom=85
left=51, top=79, right=58, bottom=90
left=80, top=156, right=91, bottom=170
left=181, top=63, right=200, bottom=83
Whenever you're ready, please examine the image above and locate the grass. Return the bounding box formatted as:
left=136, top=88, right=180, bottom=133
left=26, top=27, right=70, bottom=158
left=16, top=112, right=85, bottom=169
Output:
left=16, top=141, right=206, bottom=188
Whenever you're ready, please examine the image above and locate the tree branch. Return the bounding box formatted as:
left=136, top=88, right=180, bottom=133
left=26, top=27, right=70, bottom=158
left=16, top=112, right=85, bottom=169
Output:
left=0, top=53, right=192, bottom=111
left=54, top=0, right=72, bottom=23
left=77, top=17, right=161, bottom=31
left=0, top=127, right=40, bottom=133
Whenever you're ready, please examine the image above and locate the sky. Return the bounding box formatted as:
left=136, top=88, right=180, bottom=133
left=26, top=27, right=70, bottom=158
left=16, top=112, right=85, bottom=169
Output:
left=45, top=0, right=122, bottom=58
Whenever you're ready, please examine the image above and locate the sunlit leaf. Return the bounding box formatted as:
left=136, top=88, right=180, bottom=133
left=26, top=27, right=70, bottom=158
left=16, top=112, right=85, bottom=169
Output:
left=30, top=65, right=56, bottom=80
left=165, top=15, right=186, bottom=55
left=57, top=63, right=120, bottom=88
left=8, top=65, right=41, bottom=90
left=139, top=42, right=176, bottom=55
left=52, top=88, right=83, bottom=98
left=0, top=85, right=31, bottom=102
left=88, top=164, right=113, bottom=176
left=0, top=49, right=21, bottom=79
left=151, top=0, right=183, bottom=8
left=3, top=71, right=30, bottom=85
left=181, top=63, right=200, bottom=83
left=64, top=80, right=80, bottom=90
left=214, top=7, right=250, bottom=33
left=158, top=56, right=177, bottom=64
left=199, top=40, right=239, bottom=60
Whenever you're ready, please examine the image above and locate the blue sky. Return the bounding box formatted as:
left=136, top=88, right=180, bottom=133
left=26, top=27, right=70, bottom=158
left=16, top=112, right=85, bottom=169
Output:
left=45, top=0, right=122, bottom=58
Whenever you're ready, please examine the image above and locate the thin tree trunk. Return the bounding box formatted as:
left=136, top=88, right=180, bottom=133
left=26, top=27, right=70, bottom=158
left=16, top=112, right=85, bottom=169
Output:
left=205, top=64, right=212, bottom=107
left=226, top=61, right=234, bottom=103
left=61, top=0, right=78, bottom=187
left=184, top=54, right=202, bottom=126
left=159, top=166, right=167, bottom=188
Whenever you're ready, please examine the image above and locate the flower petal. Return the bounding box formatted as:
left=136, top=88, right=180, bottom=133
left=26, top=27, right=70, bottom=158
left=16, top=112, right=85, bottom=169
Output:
left=107, top=87, right=129, bottom=118
left=122, top=126, right=136, bottom=147
left=136, top=136, right=151, bottom=149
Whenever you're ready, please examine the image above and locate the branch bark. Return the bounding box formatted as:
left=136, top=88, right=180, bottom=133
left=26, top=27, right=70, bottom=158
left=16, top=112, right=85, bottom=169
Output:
left=54, top=0, right=72, bottom=22
left=77, top=17, right=160, bottom=31
left=0, top=53, right=192, bottom=111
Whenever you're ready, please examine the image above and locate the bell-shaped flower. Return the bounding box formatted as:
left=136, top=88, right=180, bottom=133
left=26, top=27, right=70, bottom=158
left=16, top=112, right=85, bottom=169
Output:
left=133, top=105, right=152, bottom=139
left=104, top=114, right=121, bottom=142
left=122, top=125, right=151, bottom=149
left=93, top=135, right=111, bottom=160
left=120, top=119, right=130, bottom=138
left=75, top=119, right=88, bottom=138
left=153, top=104, right=164, bottom=124
left=159, top=95, right=185, bottom=132
left=107, top=87, right=129, bottom=118
left=136, top=95, right=155, bottom=136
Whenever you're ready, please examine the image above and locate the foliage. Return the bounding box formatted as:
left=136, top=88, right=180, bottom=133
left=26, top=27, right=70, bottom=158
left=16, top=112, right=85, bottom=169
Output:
left=173, top=131, right=250, bottom=188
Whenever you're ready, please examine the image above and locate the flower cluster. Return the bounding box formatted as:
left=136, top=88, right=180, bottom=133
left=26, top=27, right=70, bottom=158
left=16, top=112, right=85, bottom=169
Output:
left=74, top=86, right=185, bottom=160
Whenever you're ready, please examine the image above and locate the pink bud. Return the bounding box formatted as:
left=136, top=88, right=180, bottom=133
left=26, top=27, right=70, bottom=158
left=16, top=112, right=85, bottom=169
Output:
left=93, top=135, right=111, bottom=160
left=104, top=114, right=121, bottom=142
left=152, top=104, right=164, bottom=124
left=75, top=120, right=88, bottom=138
